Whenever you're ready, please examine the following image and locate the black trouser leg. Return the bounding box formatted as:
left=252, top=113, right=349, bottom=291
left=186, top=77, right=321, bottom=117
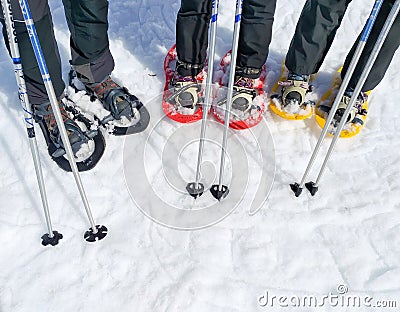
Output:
left=176, top=0, right=276, bottom=78
left=285, top=0, right=352, bottom=75
left=236, top=0, right=277, bottom=78
left=1, top=0, right=64, bottom=105
left=343, top=0, right=400, bottom=92
left=176, top=0, right=211, bottom=76
left=62, top=0, right=114, bottom=83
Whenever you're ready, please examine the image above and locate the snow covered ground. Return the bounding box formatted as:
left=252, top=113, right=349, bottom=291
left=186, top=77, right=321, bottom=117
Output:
left=0, top=0, right=399, bottom=311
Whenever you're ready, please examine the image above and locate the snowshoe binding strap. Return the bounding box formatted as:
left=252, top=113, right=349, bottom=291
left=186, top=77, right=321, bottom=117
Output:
left=334, top=91, right=368, bottom=125
left=217, top=77, right=256, bottom=113
left=168, top=74, right=200, bottom=112
left=88, top=76, right=142, bottom=121
left=172, top=83, right=199, bottom=109
left=33, top=101, right=89, bottom=157
left=70, top=71, right=149, bottom=136
left=279, top=79, right=310, bottom=108
left=231, top=76, right=256, bottom=113
left=175, top=59, right=203, bottom=77
left=172, top=61, right=203, bottom=109
left=235, top=66, right=262, bottom=79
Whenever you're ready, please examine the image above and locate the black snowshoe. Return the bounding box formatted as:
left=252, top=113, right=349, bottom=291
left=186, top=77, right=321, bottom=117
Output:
left=69, top=71, right=150, bottom=135
left=33, top=98, right=105, bottom=172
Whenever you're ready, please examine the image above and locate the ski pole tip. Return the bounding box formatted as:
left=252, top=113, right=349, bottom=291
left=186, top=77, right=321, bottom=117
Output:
left=84, top=225, right=108, bottom=242
left=41, top=230, right=63, bottom=246
left=290, top=183, right=303, bottom=197
left=186, top=182, right=205, bottom=199
left=210, top=184, right=229, bottom=201
left=305, top=181, right=319, bottom=196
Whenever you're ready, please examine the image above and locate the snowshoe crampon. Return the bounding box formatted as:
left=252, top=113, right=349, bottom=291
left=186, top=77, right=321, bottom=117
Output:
left=211, top=50, right=266, bottom=130
left=35, top=102, right=105, bottom=172
left=162, top=44, right=205, bottom=123
left=315, top=67, right=370, bottom=138
left=69, top=71, right=150, bottom=135
left=269, top=61, right=314, bottom=120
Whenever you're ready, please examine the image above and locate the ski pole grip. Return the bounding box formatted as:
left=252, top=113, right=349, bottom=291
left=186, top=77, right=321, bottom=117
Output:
left=235, top=0, right=243, bottom=22
left=211, top=0, right=218, bottom=22
left=361, top=0, right=384, bottom=42
left=19, top=0, right=50, bottom=78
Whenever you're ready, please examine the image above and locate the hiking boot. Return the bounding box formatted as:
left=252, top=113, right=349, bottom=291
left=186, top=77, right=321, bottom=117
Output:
left=171, top=74, right=200, bottom=111
left=34, top=99, right=89, bottom=158
left=231, top=76, right=256, bottom=113
left=279, top=72, right=311, bottom=108
left=320, top=90, right=368, bottom=126
left=85, top=76, right=141, bottom=122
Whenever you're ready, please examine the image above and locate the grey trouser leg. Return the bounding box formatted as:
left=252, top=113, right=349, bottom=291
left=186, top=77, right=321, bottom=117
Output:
left=62, top=0, right=114, bottom=84
left=176, top=0, right=277, bottom=78
left=343, top=0, right=400, bottom=91
left=1, top=0, right=65, bottom=105
left=285, top=0, right=352, bottom=75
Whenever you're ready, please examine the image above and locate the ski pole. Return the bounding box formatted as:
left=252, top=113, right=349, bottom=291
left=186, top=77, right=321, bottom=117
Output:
left=210, top=0, right=243, bottom=201
left=18, top=0, right=107, bottom=242
left=290, top=0, right=384, bottom=197
left=186, top=0, right=219, bottom=198
left=305, top=0, right=400, bottom=195
left=1, top=0, right=62, bottom=246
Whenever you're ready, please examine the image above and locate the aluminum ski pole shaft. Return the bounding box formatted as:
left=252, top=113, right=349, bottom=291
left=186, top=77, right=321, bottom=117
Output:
left=211, top=0, right=243, bottom=201
left=18, top=0, right=107, bottom=241
left=1, top=0, right=63, bottom=246
left=187, top=0, right=219, bottom=198
left=313, top=0, right=400, bottom=189
left=290, top=0, right=384, bottom=197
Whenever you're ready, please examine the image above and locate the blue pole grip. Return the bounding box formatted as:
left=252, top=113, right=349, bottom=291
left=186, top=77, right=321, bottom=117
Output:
left=361, top=0, right=384, bottom=42
left=211, top=0, right=218, bottom=22
left=235, top=0, right=243, bottom=23
left=19, top=0, right=51, bottom=80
